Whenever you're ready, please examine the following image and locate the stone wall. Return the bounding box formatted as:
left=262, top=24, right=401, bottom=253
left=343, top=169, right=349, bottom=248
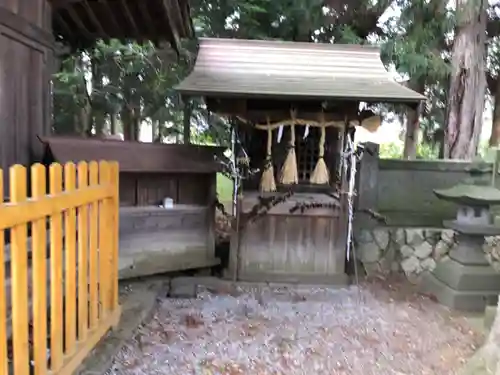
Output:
left=355, top=227, right=456, bottom=282
left=356, top=143, right=492, bottom=228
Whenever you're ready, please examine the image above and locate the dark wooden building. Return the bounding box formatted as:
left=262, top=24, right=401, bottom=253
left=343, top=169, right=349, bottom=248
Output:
left=0, top=0, right=192, bottom=191
left=176, top=38, right=425, bottom=283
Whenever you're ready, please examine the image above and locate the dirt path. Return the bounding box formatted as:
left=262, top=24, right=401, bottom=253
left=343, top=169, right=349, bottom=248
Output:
left=107, top=278, right=482, bottom=375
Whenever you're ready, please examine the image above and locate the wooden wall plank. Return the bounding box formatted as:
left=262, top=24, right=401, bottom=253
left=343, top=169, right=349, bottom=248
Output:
left=0, top=34, right=11, bottom=194
left=0, top=2, right=52, bottom=194
left=0, top=174, right=7, bottom=375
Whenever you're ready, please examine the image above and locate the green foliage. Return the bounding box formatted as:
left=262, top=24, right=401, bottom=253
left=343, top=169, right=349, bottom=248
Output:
left=217, top=173, right=234, bottom=202
left=415, top=142, right=440, bottom=159
left=51, top=0, right=499, bottom=159
left=478, top=139, right=492, bottom=157
left=379, top=141, right=440, bottom=160
left=379, top=0, right=453, bottom=148
left=53, top=0, right=396, bottom=145
left=379, top=142, right=404, bottom=159
left=52, top=40, right=195, bottom=140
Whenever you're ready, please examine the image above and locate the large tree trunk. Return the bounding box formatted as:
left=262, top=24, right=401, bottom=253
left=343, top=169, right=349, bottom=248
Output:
left=121, top=106, right=133, bottom=141
left=183, top=101, right=192, bottom=144
left=403, top=110, right=419, bottom=159
left=444, top=0, right=487, bottom=160
left=152, top=120, right=158, bottom=142
left=79, top=97, right=92, bottom=136
left=110, top=114, right=117, bottom=135
left=133, top=108, right=141, bottom=141
left=403, top=81, right=425, bottom=159
left=490, top=77, right=500, bottom=147
left=91, top=54, right=105, bottom=136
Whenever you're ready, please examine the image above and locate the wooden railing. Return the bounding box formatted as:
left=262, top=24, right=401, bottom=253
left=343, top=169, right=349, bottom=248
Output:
left=0, top=161, right=120, bottom=375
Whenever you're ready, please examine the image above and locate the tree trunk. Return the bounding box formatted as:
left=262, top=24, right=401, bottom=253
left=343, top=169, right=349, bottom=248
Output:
left=91, top=55, right=105, bottom=136
left=152, top=120, right=157, bottom=142
left=121, top=107, right=133, bottom=140
left=183, top=101, right=192, bottom=144
left=110, top=114, right=117, bottom=135
left=490, top=77, right=500, bottom=147
left=444, top=0, right=487, bottom=160
left=132, top=108, right=141, bottom=141
left=403, top=112, right=418, bottom=159
left=403, top=81, right=425, bottom=159
left=79, top=100, right=92, bottom=136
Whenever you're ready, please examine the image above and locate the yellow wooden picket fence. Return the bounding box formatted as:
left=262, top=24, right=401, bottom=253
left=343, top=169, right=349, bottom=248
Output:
left=0, top=161, right=120, bottom=375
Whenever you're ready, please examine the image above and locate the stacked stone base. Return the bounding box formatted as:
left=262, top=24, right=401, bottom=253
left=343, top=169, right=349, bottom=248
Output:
left=355, top=227, right=500, bottom=311
left=420, top=235, right=500, bottom=311
left=421, top=272, right=498, bottom=311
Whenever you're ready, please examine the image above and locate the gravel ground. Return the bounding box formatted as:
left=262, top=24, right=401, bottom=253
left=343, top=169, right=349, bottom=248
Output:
left=107, top=279, right=482, bottom=375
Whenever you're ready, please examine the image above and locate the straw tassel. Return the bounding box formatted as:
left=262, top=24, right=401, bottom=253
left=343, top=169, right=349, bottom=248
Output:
left=259, top=122, right=277, bottom=193
left=310, top=113, right=330, bottom=184
left=279, top=110, right=298, bottom=185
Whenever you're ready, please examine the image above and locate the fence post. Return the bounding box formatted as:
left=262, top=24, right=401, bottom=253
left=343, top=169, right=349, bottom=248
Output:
left=31, top=164, right=48, bottom=375
left=109, top=162, right=119, bottom=312
left=98, top=161, right=111, bottom=316
left=10, top=165, right=29, bottom=375
left=49, top=163, right=64, bottom=371
left=64, top=162, right=77, bottom=354
left=77, top=162, right=89, bottom=342
left=88, top=162, right=99, bottom=329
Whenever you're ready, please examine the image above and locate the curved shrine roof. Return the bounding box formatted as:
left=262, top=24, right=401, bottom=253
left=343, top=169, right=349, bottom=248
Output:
left=176, top=38, right=425, bottom=104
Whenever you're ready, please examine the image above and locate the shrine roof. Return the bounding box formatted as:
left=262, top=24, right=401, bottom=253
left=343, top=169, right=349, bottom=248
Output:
left=176, top=38, right=425, bottom=104
left=39, top=136, right=225, bottom=174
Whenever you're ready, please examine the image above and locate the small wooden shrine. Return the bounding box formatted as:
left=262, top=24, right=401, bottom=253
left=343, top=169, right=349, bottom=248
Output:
left=40, top=136, right=224, bottom=279
left=176, top=38, right=425, bottom=283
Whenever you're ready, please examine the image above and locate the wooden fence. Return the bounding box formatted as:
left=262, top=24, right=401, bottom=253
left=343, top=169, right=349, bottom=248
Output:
left=0, top=161, right=120, bottom=375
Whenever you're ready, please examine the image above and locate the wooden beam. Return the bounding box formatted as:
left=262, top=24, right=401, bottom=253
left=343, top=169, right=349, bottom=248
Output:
left=170, top=0, right=192, bottom=38
left=138, top=2, right=157, bottom=41
left=119, top=0, right=140, bottom=38
left=205, top=98, right=363, bottom=122
left=99, top=0, right=122, bottom=37
left=53, top=11, right=74, bottom=40
left=49, top=0, right=83, bottom=8
left=83, top=0, right=108, bottom=39
left=161, top=0, right=180, bottom=50
left=66, top=6, right=93, bottom=39
left=178, top=0, right=193, bottom=37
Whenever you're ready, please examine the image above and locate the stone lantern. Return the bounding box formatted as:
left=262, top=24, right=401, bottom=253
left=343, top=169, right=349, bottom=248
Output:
left=421, top=163, right=500, bottom=311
